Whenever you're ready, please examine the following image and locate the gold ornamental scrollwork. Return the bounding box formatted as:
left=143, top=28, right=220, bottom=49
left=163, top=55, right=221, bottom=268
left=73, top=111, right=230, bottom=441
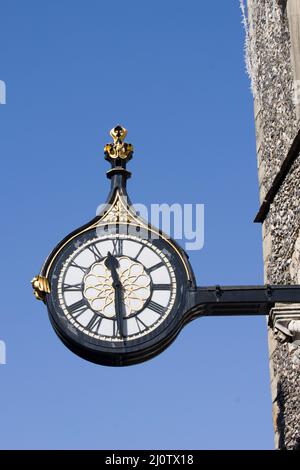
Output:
left=31, top=275, right=51, bottom=301
left=83, top=257, right=151, bottom=318
left=101, top=199, right=133, bottom=224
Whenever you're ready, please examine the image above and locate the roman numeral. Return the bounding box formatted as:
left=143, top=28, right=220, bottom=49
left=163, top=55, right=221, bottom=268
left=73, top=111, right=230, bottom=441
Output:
left=68, top=298, right=87, bottom=318
left=134, top=245, right=145, bottom=260
left=86, top=314, right=102, bottom=333
left=69, top=260, right=89, bottom=274
left=88, top=244, right=102, bottom=261
left=136, top=316, right=147, bottom=332
left=112, top=319, right=125, bottom=337
left=113, top=320, right=118, bottom=337
left=112, top=239, right=123, bottom=256
left=63, top=282, right=82, bottom=292
left=148, top=300, right=165, bottom=315
left=152, top=284, right=171, bottom=291
left=148, top=262, right=164, bottom=273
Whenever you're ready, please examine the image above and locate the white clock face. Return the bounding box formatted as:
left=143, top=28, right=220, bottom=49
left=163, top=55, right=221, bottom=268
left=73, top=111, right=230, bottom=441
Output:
left=57, top=234, right=177, bottom=341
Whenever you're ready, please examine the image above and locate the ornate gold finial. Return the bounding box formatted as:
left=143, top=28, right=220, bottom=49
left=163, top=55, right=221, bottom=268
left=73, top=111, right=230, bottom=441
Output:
left=104, top=125, right=133, bottom=160
left=31, top=275, right=51, bottom=301
left=110, top=125, right=127, bottom=143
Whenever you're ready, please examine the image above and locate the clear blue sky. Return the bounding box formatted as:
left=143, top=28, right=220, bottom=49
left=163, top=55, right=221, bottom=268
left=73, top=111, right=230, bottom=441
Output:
left=0, top=1, right=273, bottom=450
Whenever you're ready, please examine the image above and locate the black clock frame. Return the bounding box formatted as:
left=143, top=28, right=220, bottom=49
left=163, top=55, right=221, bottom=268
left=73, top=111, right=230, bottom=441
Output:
left=45, top=223, right=193, bottom=366
left=34, top=126, right=300, bottom=366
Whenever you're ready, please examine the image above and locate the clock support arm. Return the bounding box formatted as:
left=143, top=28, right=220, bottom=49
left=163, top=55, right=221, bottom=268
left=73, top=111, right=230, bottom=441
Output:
left=185, top=285, right=300, bottom=320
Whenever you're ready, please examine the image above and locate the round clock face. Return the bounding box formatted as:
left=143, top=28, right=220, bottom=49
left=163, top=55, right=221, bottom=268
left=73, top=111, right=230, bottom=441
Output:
left=58, top=233, right=177, bottom=340
left=46, top=223, right=190, bottom=365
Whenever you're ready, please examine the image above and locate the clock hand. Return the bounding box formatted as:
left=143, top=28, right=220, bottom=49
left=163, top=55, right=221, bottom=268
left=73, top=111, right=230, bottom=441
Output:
left=105, top=252, right=125, bottom=337
left=114, top=282, right=125, bottom=338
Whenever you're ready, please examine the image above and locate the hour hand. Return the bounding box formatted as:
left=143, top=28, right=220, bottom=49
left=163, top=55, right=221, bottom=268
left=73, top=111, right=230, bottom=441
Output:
left=104, top=252, right=119, bottom=285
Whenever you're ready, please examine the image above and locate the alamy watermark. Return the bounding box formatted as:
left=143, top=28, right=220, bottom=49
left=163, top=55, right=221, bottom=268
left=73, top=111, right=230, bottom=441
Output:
left=0, top=340, right=6, bottom=365
left=96, top=201, right=205, bottom=251
left=0, top=80, right=6, bottom=104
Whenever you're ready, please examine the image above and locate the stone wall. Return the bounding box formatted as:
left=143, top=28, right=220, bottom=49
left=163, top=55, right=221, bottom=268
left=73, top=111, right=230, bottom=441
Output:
left=243, top=0, right=300, bottom=449
left=264, top=156, right=300, bottom=285
left=243, top=0, right=298, bottom=202
left=264, top=154, right=300, bottom=449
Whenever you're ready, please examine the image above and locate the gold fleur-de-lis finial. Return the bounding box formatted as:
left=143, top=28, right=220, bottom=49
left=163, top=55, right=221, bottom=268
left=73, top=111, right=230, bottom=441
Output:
left=104, top=125, right=133, bottom=161
left=110, top=125, right=127, bottom=143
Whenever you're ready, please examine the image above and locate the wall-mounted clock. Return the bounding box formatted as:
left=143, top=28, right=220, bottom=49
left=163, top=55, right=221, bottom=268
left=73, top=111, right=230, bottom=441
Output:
left=32, top=125, right=300, bottom=366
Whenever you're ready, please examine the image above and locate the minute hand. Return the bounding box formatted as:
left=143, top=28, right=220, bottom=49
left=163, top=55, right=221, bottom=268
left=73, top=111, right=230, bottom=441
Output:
left=105, top=252, right=125, bottom=337
left=114, top=283, right=124, bottom=338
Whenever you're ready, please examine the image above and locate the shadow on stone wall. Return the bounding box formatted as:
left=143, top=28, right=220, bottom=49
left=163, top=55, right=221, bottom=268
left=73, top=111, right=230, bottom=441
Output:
left=277, top=381, right=286, bottom=449
left=278, top=0, right=287, bottom=13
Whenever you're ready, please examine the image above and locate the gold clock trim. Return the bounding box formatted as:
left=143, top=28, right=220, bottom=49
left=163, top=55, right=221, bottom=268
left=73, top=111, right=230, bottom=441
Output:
left=44, top=191, right=191, bottom=281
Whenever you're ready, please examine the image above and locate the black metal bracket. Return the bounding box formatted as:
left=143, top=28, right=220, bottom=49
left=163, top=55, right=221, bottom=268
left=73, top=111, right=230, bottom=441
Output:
left=185, top=285, right=300, bottom=320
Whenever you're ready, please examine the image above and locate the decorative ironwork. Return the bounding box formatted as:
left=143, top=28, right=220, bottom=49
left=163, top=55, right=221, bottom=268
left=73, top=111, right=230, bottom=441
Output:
left=100, top=198, right=132, bottom=223
left=83, top=257, right=151, bottom=317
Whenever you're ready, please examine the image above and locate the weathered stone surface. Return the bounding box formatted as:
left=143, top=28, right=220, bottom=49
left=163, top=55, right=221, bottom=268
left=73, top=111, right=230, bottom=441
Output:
left=287, top=0, right=300, bottom=119
left=243, top=0, right=300, bottom=450
left=265, top=154, right=300, bottom=285
left=243, top=0, right=299, bottom=195
left=290, top=231, right=300, bottom=283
